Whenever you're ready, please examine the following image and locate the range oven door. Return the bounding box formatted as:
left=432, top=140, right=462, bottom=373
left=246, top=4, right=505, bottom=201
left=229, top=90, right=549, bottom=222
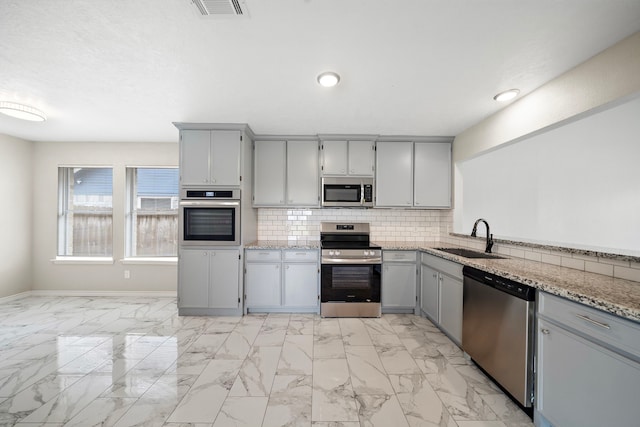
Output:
left=179, top=200, right=240, bottom=246
left=321, top=263, right=381, bottom=303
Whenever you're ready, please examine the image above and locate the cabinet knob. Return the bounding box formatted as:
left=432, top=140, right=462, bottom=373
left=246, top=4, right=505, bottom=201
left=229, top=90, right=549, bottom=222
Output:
left=541, top=328, right=550, bottom=335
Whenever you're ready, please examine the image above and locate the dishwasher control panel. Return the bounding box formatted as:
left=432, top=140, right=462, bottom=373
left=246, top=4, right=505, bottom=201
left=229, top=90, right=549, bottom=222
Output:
left=463, top=266, right=535, bottom=301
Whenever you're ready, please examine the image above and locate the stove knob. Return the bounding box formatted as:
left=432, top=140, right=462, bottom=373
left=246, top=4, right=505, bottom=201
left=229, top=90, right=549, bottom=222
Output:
left=364, top=250, right=370, bottom=256
left=335, top=250, right=341, bottom=256
left=329, top=250, right=335, bottom=256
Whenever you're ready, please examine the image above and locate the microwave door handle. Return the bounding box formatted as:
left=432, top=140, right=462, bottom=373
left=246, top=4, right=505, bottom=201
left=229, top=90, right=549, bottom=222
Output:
left=360, top=183, right=365, bottom=205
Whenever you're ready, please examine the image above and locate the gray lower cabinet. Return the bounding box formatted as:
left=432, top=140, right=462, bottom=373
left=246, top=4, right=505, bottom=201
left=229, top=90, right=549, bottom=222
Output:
left=535, top=292, right=640, bottom=427
left=245, top=249, right=319, bottom=313
left=382, top=251, right=418, bottom=313
left=419, top=253, right=463, bottom=345
left=178, top=248, right=241, bottom=315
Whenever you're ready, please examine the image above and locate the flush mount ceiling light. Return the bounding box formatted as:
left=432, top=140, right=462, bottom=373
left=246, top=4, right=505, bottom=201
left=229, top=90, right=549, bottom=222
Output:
left=0, top=101, right=47, bottom=122
left=317, top=71, right=340, bottom=88
left=493, top=89, right=520, bottom=102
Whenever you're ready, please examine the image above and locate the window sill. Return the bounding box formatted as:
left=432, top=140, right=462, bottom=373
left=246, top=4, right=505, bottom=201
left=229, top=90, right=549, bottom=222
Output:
left=52, top=257, right=115, bottom=265
left=121, top=257, right=178, bottom=265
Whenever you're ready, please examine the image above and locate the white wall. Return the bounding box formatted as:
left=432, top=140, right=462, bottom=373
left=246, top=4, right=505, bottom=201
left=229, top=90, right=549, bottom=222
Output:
left=459, top=96, right=640, bottom=255
left=452, top=31, right=640, bottom=254
left=0, top=134, right=33, bottom=298
left=32, top=141, right=179, bottom=293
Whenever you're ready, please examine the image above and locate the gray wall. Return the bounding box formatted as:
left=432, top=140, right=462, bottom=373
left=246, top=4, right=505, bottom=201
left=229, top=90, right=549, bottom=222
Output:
left=0, top=134, right=33, bottom=298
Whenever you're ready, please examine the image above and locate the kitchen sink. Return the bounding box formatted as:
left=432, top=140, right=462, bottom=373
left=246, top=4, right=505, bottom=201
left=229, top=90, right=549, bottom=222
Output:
left=434, top=247, right=506, bottom=259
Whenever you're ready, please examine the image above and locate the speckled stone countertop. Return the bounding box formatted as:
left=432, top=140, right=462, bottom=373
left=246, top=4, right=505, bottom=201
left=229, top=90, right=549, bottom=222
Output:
left=245, top=240, right=321, bottom=250
left=378, top=242, right=640, bottom=323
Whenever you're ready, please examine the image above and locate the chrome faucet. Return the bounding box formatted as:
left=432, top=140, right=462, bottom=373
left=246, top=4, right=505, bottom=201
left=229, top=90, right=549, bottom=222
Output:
left=471, top=218, right=494, bottom=253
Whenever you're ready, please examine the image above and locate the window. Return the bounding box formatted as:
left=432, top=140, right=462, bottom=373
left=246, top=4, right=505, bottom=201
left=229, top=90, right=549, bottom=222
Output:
left=126, top=168, right=179, bottom=257
left=58, top=167, right=113, bottom=256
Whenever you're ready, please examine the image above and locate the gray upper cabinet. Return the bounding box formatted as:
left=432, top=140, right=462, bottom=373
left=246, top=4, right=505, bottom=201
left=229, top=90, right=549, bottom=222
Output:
left=253, top=140, right=286, bottom=206
left=376, top=141, right=413, bottom=207
left=322, top=139, right=374, bottom=176
left=253, top=139, right=319, bottom=207
left=414, top=142, right=451, bottom=208
left=287, top=140, right=319, bottom=206
left=180, top=129, right=241, bottom=186
left=376, top=140, right=452, bottom=208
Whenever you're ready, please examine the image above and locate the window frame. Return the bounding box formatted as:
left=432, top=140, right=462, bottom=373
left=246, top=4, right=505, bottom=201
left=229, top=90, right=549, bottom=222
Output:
left=125, top=166, right=179, bottom=258
left=57, top=166, right=114, bottom=258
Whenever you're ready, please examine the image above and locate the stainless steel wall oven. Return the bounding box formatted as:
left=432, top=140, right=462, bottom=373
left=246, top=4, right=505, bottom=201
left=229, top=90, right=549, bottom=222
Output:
left=179, top=188, right=240, bottom=246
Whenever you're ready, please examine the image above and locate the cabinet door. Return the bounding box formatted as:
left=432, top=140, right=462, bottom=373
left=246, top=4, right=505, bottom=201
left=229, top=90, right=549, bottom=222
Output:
left=439, top=274, right=463, bottom=343
left=287, top=140, right=319, bottom=206
left=180, top=130, right=211, bottom=185
left=253, top=140, right=286, bottom=206
left=414, top=142, right=451, bottom=208
left=537, top=319, right=640, bottom=427
left=382, top=264, right=416, bottom=308
left=348, top=140, right=375, bottom=176
left=210, top=130, right=241, bottom=186
left=322, top=140, right=348, bottom=175
left=178, top=249, right=210, bottom=308
left=245, top=263, right=281, bottom=307
left=376, top=141, right=413, bottom=207
left=420, top=264, right=439, bottom=321
left=283, top=263, right=318, bottom=307
left=209, top=250, right=240, bottom=309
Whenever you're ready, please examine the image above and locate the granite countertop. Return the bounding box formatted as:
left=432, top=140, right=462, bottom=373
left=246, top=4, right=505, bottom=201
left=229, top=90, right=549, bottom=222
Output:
left=378, top=242, right=640, bottom=323
left=245, top=240, right=321, bottom=250
left=244, top=240, right=640, bottom=322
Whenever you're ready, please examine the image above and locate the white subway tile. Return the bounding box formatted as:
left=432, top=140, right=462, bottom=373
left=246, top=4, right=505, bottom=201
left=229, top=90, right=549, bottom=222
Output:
left=561, top=257, right=585, bottom=271
left=613, top=266, right=640, bottom=282
left=585, top=261, right=614, bottom=276
left=540, top=253, right=561, bottom=266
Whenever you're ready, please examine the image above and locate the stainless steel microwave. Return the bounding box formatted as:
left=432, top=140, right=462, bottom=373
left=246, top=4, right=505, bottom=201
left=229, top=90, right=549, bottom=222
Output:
left=322, top=177, right=374, bottom=208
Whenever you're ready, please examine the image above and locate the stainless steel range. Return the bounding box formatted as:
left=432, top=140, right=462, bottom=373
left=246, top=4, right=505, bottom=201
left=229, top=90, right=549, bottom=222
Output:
left=320, top=222, right=382, bottom=317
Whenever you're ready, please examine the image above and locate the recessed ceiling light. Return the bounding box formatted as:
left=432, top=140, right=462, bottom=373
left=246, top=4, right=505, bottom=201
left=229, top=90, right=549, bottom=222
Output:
left=493, top=89, right=520, bottom=102
left=317, top=71, right=340, bottom=88
left=0, top=101, right=47, bottom=121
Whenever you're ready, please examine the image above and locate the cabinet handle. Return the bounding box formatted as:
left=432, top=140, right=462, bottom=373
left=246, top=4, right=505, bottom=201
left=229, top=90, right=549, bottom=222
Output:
left=541, top=328, right=550, bottom=335
left=575, top=313, right=611, bottom=330
left=433, top=273, right=437, bottom=279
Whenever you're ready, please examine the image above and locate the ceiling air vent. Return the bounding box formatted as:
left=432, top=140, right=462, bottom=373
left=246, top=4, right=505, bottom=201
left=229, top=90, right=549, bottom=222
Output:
left=191, top=0, right=246, bottom=16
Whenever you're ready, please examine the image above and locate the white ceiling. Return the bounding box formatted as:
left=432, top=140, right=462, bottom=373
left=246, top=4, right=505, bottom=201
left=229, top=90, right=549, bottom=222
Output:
left=1, top=0, right=639, bottom=143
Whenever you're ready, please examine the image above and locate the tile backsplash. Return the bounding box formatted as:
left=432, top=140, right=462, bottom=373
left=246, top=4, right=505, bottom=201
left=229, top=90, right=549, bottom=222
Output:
left=257, top=208, right=453, bottom=243
left=257, top=208, right=639, bottom=282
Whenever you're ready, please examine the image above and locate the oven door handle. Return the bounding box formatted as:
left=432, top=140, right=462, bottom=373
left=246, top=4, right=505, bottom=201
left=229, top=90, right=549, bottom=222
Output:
left=322, top=257, right=382, bottom=264
left=180, top=200, right=240, bottom=207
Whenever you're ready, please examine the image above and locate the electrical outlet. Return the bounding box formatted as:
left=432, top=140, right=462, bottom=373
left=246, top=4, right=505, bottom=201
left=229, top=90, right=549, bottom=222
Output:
left=124, top=270, right=130, bottom=279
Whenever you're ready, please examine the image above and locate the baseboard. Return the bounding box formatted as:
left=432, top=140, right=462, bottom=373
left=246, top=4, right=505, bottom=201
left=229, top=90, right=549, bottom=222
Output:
left=28, top=290, right=177, bottom=298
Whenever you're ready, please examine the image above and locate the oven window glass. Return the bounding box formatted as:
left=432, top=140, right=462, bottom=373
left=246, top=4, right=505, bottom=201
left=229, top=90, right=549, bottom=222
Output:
left=331, top=266, right=372, bottom=289
left=324, top=186, right=360, bottom=202
left=184, top=208, right=235, bottom=241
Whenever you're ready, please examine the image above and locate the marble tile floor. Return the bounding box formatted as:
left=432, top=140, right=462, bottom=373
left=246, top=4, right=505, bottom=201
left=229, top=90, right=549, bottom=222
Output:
left=0, top=296, right=534, bottom=427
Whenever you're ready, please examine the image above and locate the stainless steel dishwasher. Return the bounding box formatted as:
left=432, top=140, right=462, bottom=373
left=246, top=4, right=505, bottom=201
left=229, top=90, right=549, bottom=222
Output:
left=462, top=266, right=536, bottom=408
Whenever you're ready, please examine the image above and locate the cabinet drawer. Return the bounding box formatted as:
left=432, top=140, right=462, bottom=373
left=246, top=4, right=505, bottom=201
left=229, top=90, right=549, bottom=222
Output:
left=420, top=252, right=463, bottom=279
left=245, top=250, right=282, bottom=262
left=383, top=251, right=417, bottom=262
left=538, top=292, right=640, bottom=359
left=283, top=250, right=318, bottom=262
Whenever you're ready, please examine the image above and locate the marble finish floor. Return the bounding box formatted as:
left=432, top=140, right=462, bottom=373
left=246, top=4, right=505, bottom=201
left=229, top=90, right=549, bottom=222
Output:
left=0, top=296, right=534, bottom=426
